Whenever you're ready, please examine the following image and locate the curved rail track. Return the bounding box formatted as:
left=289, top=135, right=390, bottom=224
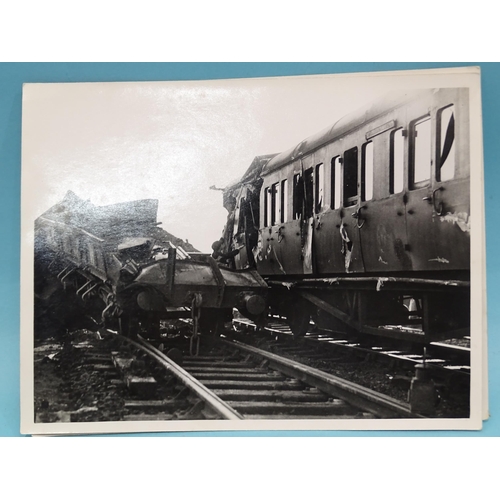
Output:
left=38, top=318, right=470, bottom=423
left=118, top=333, right=422, bottom=420
left=232, top=316, right=470, bottom=377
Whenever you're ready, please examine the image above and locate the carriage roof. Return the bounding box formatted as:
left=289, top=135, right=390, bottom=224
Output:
left=262, top=89, right=434, bottom=176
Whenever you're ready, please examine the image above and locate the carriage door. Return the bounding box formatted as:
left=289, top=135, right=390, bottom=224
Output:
left=405, top=114, right=439, bottom=269
left=277, top=161, right=314, bottom=275
left=232, top=188, right=251, bottom=269
left=301, top=165, right=315, bottom=274
left=277, top=169, right=306, bottom=275
left=431, top=101, right=470, bottom=270
left=258, top=179, right=287, bottom=275
left=357, top=127, right=411, bottom=273
left=339, top=146, right=365, bottom=273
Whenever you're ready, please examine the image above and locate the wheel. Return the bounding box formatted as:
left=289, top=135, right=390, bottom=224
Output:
left=118, top=315, right=139, bottom=338
left=142, top=315, right=161, bottom=340
left=285, top=301, right=310, bottom=338
left=237, top=306, right=269, bottom=330
left=166, top=348, right=183, bottom=365
left=198, top=308, right=231, bottom=336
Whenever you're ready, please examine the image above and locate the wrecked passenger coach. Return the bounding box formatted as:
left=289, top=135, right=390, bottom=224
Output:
left=221, top=89, right=471, bottom=343
left=35, top=191, right=267, bottom=339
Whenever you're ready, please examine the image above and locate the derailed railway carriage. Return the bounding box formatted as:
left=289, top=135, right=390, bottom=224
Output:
left=34, top=192, right=267, bottom=340
left=221, top=88, right=470, bottom=343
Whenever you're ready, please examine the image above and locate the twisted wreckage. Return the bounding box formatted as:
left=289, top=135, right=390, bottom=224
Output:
left=34, top=191, right=267, bottom=341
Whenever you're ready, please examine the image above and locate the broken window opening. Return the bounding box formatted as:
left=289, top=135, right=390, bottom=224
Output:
left=315, top=163, right=324, bottom=213
left=249, top=195, right=258, bottom=229
left=343, top=147, right=358, bottom=207
left=304, top=167, right=314, bottom=219
left=293, top=173, right=304, bottom=220
left=237, top=198, right=247, bottom=234
left=437, top=104, right=455, bottom=182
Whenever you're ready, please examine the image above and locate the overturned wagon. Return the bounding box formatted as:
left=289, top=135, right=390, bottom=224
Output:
left=34, top=191, right=267, bottom=340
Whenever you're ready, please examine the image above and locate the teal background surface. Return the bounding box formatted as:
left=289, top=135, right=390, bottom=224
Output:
left=1, top=62, right=497, bottom=437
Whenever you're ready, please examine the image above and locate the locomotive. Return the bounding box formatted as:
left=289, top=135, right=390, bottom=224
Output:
left=34, top=191, right=267, bottom=340
left=218, top=88, right=470, bottom=343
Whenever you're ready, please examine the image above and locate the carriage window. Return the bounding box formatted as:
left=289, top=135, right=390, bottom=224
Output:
left=304, top=167, right=314, bottom=218
left=57, top=232, right=64, bottom=252
left=411, top=116, right=431, bottom=188
left=71, top=238, right=78, bottom=257
left=315, top=163, right=324, bottom=213
left=95, top=249, right=104, bottom=271
left=236, top=198, right=246, bottom=234
left=361, top=142, right=373, bottom=201
left=87, top=243, right=96, bottom=267
left=438, top=105, right=455, bottom=182
left=343, top=147, right=358, bottom=206
left=271, top=182, right=280, bottom=226
left=63, top=236, right=71, bottom=254
left=390, top=128, right=404, bottom=194
left=281, top=179, right=288, bottom=223
left=331, top=156, right=341, bottom=209
left=264, top=187, right=271, bottom=227
left=293, top=173, right=303, bottom=220
left=78, top=237, right=86, bottom=262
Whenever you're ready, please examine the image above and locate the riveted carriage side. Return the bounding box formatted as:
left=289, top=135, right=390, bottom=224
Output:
left=225, top=89, right=470, bottom=342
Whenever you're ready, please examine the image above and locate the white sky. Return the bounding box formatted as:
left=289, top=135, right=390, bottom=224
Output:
left=21, top=70, right=472, bottom=252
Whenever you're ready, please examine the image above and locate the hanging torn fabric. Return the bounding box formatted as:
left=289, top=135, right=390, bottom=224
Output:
left=340, top=221, right=353, bottom=272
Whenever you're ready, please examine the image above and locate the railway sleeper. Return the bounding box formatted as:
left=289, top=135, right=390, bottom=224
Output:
left=244, top=413, right=375, bottom=420
left=122, top=413, right=177, bottom=421
left=212, top=388, right=328, bottom=403
left=181, top=366, right=270, bottom=374
left=225, top=400, right=358, bottom=416
left=189, top=372, right=285, bottom=381
left=181, top=360, right=256, bottom=368
left=173, top=400, right=209, bottom=420
left=201, top=380, right=305, bottom=390
left=124, top=376, right=157, bottom=398
left=123, top=399, right=186, bottom=412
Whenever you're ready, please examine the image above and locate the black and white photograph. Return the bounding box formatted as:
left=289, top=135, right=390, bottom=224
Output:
left=20, top=67, right=486, bottom=434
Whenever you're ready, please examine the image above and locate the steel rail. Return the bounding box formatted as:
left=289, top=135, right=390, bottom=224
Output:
left=219, top=338, right=423, bottom=419
left=120, top=335, right=244, bottom=420
left=234, top=317, right=471, bottom=397
left=268, top=276, right=470, bottom=288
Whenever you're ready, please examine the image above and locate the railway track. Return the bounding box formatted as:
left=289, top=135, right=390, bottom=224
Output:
left=232, top=316, right=470, bottom=377
left=228, top=316, right=470, bottom=418
left=35, top=327, right=425, bottom=422
left=122, top=334, right=421, bottom=420
left=38, top=299, right=478, bottom=424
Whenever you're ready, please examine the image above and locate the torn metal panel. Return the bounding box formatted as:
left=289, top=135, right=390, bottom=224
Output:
left=302, top=217, right=314, bottom=274
left=339, top=222, right=352, bottom=272
left=440, top=212, right=470, bottom=233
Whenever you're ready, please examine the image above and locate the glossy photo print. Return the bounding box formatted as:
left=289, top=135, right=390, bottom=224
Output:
left=20, top=67, right=486, bottom=434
